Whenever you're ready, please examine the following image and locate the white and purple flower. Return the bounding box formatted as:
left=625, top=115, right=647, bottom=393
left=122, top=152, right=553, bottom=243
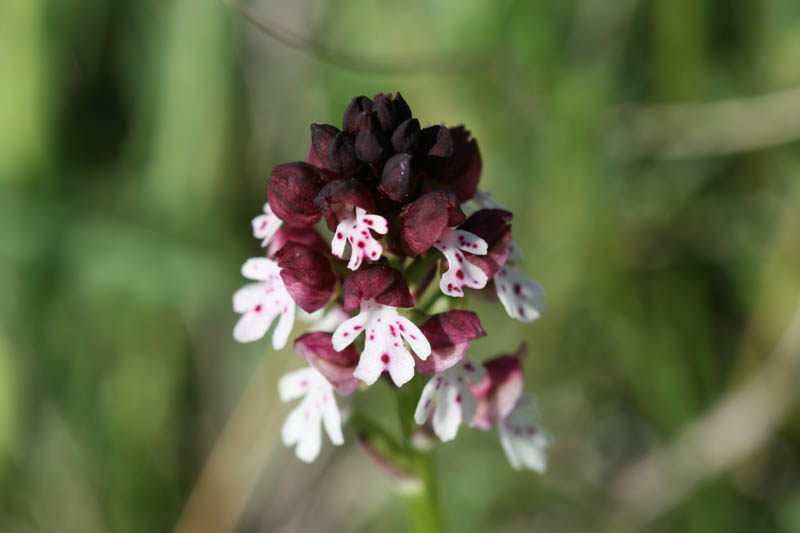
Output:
left=414, top=356, right=486, bottom=441
left=278, top=365, right=344, bottom=462
left=332, top=265, right=431, bottom=387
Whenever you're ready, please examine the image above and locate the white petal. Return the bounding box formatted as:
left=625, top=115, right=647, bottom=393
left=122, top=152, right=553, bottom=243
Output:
left=294, top=409, right=323, bottom=463
left=320, top=391, right=344, bottom=446
left=385, top=345, right=415, bottom=387
left=331, top=314, right=366, bottom=351
left=396, top=316, right=431, bottom=359
left=432, top=382, right=463, bottom=442
left=331, top=219, right=349, bottom=259
left=278, top=367, right=316, bottom=402
left=454, top=229, right=488, bottom=255
left=233, top=310, right=274, bottom=343
left=232, top=283, right=265, bottom=313
left=271, top=305, right=296, bottom=350
left=499, top=424, right=522, bottom=470
left=414, top=378, right=439, bottom=425
left=352, top=340, right=385, bottom=386
left=241, top=257, right=280, bottom=281
left=457, top=381, right=478, bottom=424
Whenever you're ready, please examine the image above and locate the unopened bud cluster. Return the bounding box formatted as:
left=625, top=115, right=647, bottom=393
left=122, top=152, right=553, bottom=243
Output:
left=235, top=93, right=549, bottom=471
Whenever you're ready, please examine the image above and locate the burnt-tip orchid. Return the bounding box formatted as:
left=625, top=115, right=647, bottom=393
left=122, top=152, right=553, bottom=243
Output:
left=233, top=92, right=550, bottom=479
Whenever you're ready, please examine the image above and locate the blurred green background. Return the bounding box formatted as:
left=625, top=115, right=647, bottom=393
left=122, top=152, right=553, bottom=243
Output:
left=3, top=0, right=800, bottom=531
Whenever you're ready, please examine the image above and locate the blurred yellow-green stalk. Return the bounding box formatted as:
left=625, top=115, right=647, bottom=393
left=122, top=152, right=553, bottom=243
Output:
left=3, top=1, right=800, bottom=532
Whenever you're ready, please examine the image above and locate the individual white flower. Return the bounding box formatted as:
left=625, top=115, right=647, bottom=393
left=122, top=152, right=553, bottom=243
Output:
left=498, top=397, right=550, bottom=472
left=278, top=365, right=343, bottom=463
left=232, top=258, right=295, bottom=348
left=414, top=356, right=486, bottom=441
left=331, top=206, right=388, bottom=271
left=332, top=299, right=431, bottom=387
left=493, top=242, right=545, bottom=323
left=433, top=228, right=489, bottom=297
left=251, top=202, right=283, bottom=247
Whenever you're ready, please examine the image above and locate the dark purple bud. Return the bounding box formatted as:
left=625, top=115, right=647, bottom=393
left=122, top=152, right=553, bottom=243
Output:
left=355, top=113, right=391, bottom=165
left=310, top=123, right=340, bottom=171
left=372, top=94, right=397, bottom=132
left=391, top=118, right=421, bottom=153
left=268, top=162, right=326, bottom=227
left=401, top=191, right=466, bottom=255
left=469, top=344, right=526, bottom=430
left=438, top=126, right=481, bottom=202
left=427, top=126, right=453, bottom=158
left=275, top=242, right=336, bottom=313
left=342, top=264, right=414, bottom=311
left=267, top=226, right=329, bottom=258
left=326, top=131, right=360, bottom=177
left=414, top=311, right=486, bottom=373
left=294, top=332, right=360, bottom=396
left=342, top=96, right=373, bottom=134
left=392, top=92, right=412, bottom=124
left=314, top=178, right=377, bottom=231
left=379, top=153, right=417, bottom=203
left=458, top=209, right=513, bottom=278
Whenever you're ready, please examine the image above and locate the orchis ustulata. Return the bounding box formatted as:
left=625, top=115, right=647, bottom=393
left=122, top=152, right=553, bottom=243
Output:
left=233, top=93, right=550, bottom=482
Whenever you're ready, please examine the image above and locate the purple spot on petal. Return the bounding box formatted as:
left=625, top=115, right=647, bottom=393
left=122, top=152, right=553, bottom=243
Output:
left=381, top=353, right=390, bottom=364
left=254, top=304, right=262, bottom=312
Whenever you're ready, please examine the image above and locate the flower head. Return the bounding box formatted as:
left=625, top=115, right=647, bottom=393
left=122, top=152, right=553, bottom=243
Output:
left=234, top=92, right=549, bottom=469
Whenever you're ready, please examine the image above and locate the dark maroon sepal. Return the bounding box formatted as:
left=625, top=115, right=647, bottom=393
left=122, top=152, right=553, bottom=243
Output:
left=294, top=332, right=360, bottom=396
left=267, top=226, right=329, bottom=258
left=436, top=126, right=481, bottom=202
left=355, top=113, right=392, bottom=165
left=342, top=264, right=414, bottom=311
left=275, top=242, right=336, bottom=313
left=314, top=178, right=377, bottom=231
left=469, top=344, right=526, bottom=430
left=326, top=131, right=361, bottom=177
left=391, top=118, right=421, bottom=153
left=267, top=162, right=326, bottom=227
left=310, top=123, right=340, bottom=171
left=379, top=153, right=417, bottom=203
left=342, top=96, right=373, bottom=134
left=392, top=92, right=412, bottom=125
left=372, top=94, right=397, bottom=133
left=401, top=191, right=466, bottom=255
left=419, top=125, right=453, bottom=158
left=414, top=311, right=486, bottom=373
left=458, top=209, right=513, bottom=278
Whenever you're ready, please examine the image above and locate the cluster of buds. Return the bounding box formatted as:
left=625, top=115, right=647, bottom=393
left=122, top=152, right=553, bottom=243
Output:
left=234, top=93, right=549, bottom=471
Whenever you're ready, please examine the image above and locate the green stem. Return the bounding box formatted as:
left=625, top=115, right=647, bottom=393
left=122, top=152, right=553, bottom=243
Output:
left=403, top=451, right=445, bottom=533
